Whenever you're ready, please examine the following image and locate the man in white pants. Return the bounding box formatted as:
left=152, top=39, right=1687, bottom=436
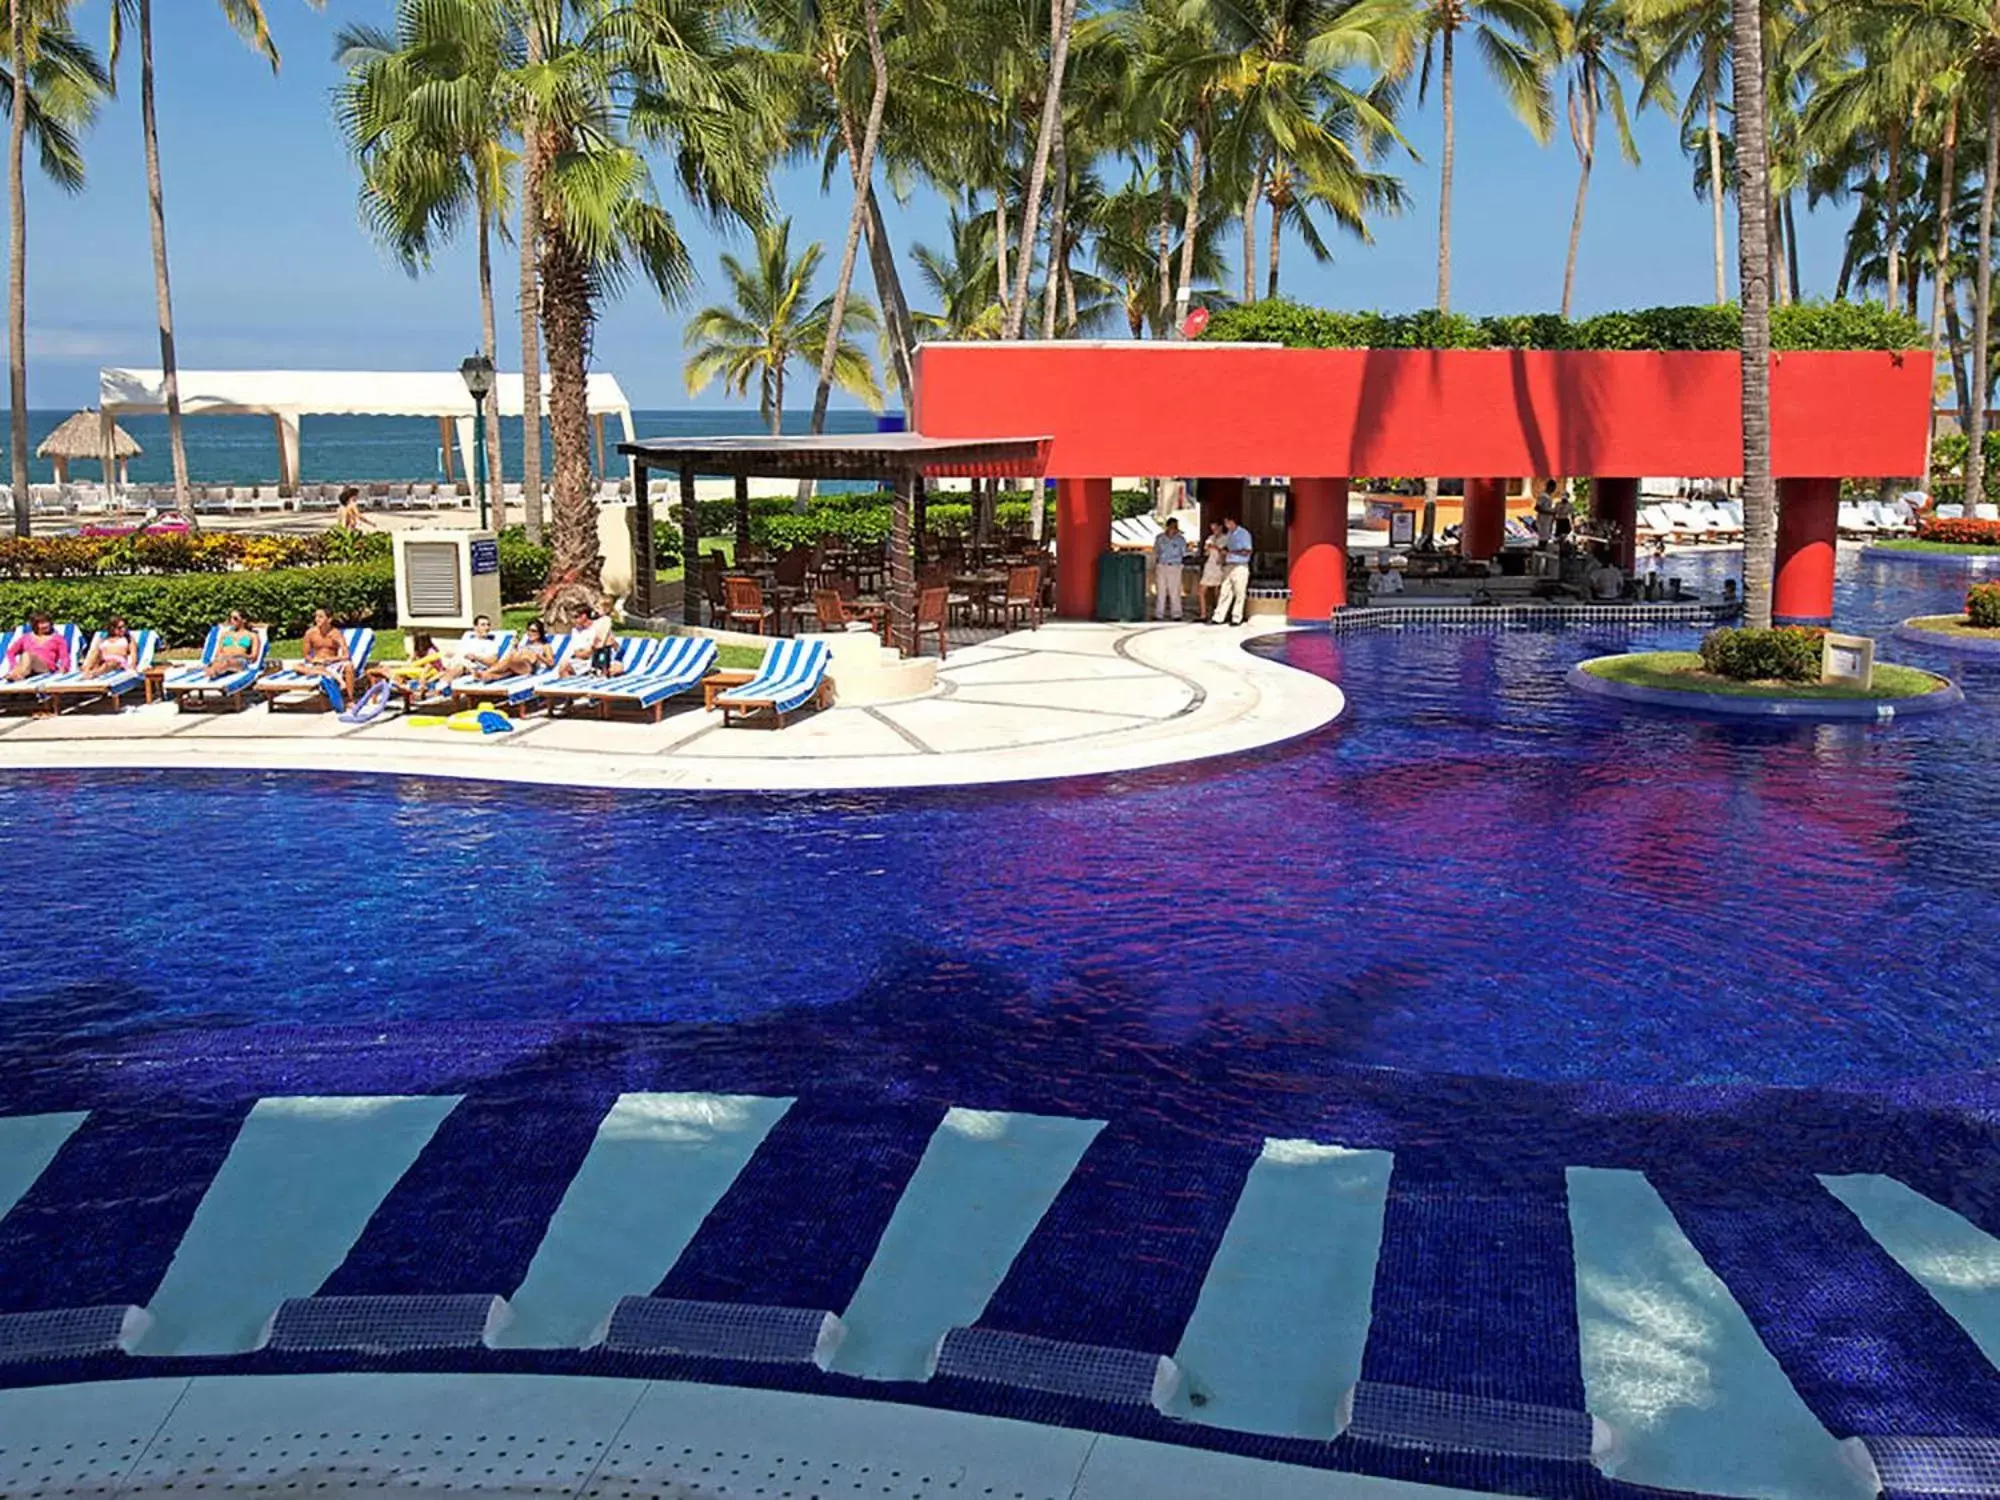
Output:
left=1152, top=517, right=1188, bottom=619
left=1212, top=515, right=1254, bottom=625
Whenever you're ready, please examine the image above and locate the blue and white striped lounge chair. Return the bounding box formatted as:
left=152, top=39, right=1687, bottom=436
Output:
left=163, top=624, right=270, bottom=713
left=256, top=626, right=375, bottom=712
left=455, top=632, right=576, bottom=712
left=411, top=628, right=519, bottom=707
left=0, top=623, right=86, bottom=714
left=537, top=635, right=662, bottom=714
left=715, top=638, right=834, bottom=728
left=37, top=629, right=160, bottom=714
left=583, top=636, right=719, bottom=722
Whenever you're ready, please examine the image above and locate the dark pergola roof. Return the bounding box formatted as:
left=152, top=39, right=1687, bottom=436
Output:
left=619, top=431, right=1051, bottom=482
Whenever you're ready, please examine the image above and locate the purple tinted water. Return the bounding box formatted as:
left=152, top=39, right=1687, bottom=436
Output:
left=3, top=549, right=1997, bottom=1089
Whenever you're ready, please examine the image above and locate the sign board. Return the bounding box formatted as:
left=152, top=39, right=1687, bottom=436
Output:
left=1389, top=510, right=1416, bottom=547
left=470, top=539, right=500, bottom=576
left=1821, top=631, right=1876, bottom=690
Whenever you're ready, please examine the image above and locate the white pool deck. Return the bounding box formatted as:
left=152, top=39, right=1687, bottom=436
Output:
left=0, top=621, right=1344, bottom=792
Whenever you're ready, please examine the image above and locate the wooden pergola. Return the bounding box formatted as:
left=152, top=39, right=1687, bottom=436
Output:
left=619, top=432, right=1051, bottom=650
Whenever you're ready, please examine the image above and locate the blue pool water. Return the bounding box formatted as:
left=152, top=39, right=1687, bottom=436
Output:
left=4, top=550, right=1998, bottom=1095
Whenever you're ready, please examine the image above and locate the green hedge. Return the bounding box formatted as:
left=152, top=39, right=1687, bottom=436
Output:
left=1201, top=299, right=1927, bottom=352
left=0, top=561, right=397, bottom=648
left=493, top=528, right=550, bottom=601
left=1698, top=626, right=1827, bottom=683
left=1968, top=582, right=2000, bottom=628
left=661, top=488, right=1138, bottom=558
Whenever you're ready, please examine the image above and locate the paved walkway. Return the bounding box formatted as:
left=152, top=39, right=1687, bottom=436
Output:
left=0, top=622, right=1344, bottom=792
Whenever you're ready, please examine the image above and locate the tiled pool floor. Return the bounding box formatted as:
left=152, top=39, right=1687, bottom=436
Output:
left=0, top=1077, right=1985, bottom=1499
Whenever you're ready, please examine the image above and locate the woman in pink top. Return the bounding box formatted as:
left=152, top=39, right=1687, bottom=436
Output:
left=5, top=615, right=70, bottom=680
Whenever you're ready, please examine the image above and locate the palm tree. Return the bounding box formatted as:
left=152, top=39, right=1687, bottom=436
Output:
left=1731, top=0, right=1773, bottom=627
left=684, top=218, right=881, bottom=435
left=4, top=0, right=106, bottom=538
left=112, top=0, right=320, bottom=524
left=1630, top=0, right=1727, bottom=301
left=335, top=0, right=515, bottom=507
left=1556, top=0, right=1652, bottom=316
left=527, top=0, right=769, bottom=605
left=912, top=205, right=1006, bottom=338
left=1384, top=0, right=1563, bottom=312
left=1007, top=0, right=1080, bottom=336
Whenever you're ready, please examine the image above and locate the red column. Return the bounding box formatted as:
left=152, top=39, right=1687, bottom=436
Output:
left=1773, top=476, right=1840, bottom=627
left=1461, top=478, right=1508, bottom=560
left=1592, top=477, right=1640, bottom=573
left=1199, top=477, right=1245, bottom=537
left=1288, top=476, right=1350, bottom=619
left=1055, top=477, right=1112, bottom=619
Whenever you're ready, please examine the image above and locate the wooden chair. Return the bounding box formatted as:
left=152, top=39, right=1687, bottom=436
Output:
left=994, top=564, right=1044, bottom=630
left=813, top=588, right=885, bottom=640
left=700, top=555, right=730, bottom=626
left=723, top=575, right=777, bottom=635
left=915, top=585, right=951, bottom=659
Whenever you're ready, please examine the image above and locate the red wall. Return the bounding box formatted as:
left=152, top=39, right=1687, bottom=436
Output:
left=912, top=345, right=1932, bottom=480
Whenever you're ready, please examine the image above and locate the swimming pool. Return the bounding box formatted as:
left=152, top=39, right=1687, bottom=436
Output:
left=6, top=548, right=2000, bottom=1500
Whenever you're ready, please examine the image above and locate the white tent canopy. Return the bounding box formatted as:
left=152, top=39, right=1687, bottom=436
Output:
left=98, top=368, right=638, bottom=494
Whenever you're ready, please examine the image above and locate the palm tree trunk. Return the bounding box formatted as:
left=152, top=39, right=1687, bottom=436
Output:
left=864, top=183, right=914, bottom=409
left=1005, top=0, right=1079, bottom=338
left=1769, top=184, right=1789, bottom=306
left=518, top=22, right=545, bottom=544
left=809, top=0, right=888, bottom=446
left=1155, top=173, right=1173, bottom=332
left=1039, top=115, right=1068, bottom=338
left=138, top=0, right=192, bottom=523
left=1965, top=81, right=1999, bottom=512
left=1707, top=79, right=1727, bottom=303
left=1174, top=124, right=1205, bottom=331
left=1927, top=98, right=1960, bottom=490
left=995, top=187, right=1011, bottom=325
left=1946, top=278, right=1973, bottom=422
left=1885, top=117, right=1902, bottom=313
left=1784, top=193, right=1801, bottom=304
left=476, top=184, right=503, bottom=513
left=7, top=0, right=28, bottom=538
left=1241, top=158, right=1264, bottom=304
left=1732, top=0, right=1775, bottom=628
left=539, top=205, right=599, bottom=601
left=1437, top=22, right=1456, bottom=312
left=1835, top=230, right=1856, bottom=302
left=1561, top=112, right=1594, bottom=320
left=1267, top=195, right=1281, bottom=299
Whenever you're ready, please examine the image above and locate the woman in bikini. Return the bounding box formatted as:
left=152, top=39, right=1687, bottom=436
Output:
left=477, top=620, right=555, bottom=681
left=5, top=615, right=70, bottom=680
left=207, top=611, right=260, bottom=678
left=80, top=617, right=137, bottom=678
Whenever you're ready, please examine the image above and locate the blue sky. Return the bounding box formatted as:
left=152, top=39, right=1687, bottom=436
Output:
left=16, top=0, right=1851, bottom=412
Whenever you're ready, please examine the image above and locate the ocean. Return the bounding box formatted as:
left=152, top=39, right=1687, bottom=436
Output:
left=0, top=408, right=893, bottom=487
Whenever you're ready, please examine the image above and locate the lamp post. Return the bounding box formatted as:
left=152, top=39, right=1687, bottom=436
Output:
left=459, top=353, right=496, bottom=530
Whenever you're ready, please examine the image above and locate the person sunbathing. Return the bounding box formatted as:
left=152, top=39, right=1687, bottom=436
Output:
left=80, top=617, right=137, bottom=678
left=295, top=608, right=354, bottom=698
left=438, top=614, right=504, bottom=678
left=207, top=611, right=259, bottom=678
left=5, top=615, right=70, bottom=680
left=559, top=604, right=619, bottom=678
left=383, top=634, right=449, bottom=696
left=478, top=620, right=556, bottom=681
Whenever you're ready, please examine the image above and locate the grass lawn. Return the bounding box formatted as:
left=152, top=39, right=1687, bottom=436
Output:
left=1582, top=651, right=1949, bottom=700
left=1901, top=614, right=2000, bottom=640
left=1870, top=538, right=2000, bottom=555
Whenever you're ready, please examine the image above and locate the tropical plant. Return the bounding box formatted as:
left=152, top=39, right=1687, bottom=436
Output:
left=1555, top=0, right=1655, bottom=316
left=4, top=0, right=107, bottom=538
left=683, top=217, right=881, bottom=434
left=110, top=0, right=322, bottom=524
left=334, top=0, right=516, bottom=503
left=912, top=205, right=1006, bottom=339
left=1629, top=0, right=1728, bottom=301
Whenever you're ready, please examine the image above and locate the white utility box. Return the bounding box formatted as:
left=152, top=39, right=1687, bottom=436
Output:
left=394, top=529, right=502, bottom=633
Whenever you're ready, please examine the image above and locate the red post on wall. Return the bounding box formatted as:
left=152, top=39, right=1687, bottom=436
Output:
left=1056, top=477, right=1113, bottom=619
left=1288, top=477, right=1350, bottom=619
left=1461, top=478, right=1508, bottom=560
left=1773, top=477, right=1840, bottom=627
left=1592, top=477, right=1640, bottom=573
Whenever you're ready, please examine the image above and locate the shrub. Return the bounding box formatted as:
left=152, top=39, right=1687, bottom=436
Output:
left=494, top=527, right=551, bottom=600
left=1968, top=583, right=2000, bottom=627
left=0, top=529, right=393, bottom=581
left=1698, top=626, right=1827, bottom=683
left=0, top=561, right=396, bottom=647
left=1918, top=517, right=2000, bottom=547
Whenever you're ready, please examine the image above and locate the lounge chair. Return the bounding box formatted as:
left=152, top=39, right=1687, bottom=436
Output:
left=1837, top=502, right=1876, bottom=538
left=0, top=623, right=87, bottom=714
left=453, top=632, right=577, bottom=713
left=576, top=636, right=720, bottom=723
left=163, top=624, right=270, bottom=713
left=1636, top=505, right=1673, bottom=540
left=715, top=638, right=834, bottom=728
left=537, top=635, right=665, bottom=715
left=255, top=627, right=375, bottom=712
left=36, top=629, right=160, bottom=714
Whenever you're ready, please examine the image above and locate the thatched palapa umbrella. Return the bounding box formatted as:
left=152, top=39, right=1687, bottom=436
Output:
left=37, top=408, right=141, bottom=487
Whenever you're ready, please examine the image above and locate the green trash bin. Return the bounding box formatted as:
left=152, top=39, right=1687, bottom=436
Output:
left=1095, top=549, right=1148, bottom=622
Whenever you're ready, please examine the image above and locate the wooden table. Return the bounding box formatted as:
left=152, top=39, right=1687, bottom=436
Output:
left=142, top=665, right=170, bottom=704
left=701, top=670, right=756, bottom=711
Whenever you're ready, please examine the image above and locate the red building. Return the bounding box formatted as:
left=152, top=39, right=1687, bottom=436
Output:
left=913, top=343, right=1934, bottom=627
